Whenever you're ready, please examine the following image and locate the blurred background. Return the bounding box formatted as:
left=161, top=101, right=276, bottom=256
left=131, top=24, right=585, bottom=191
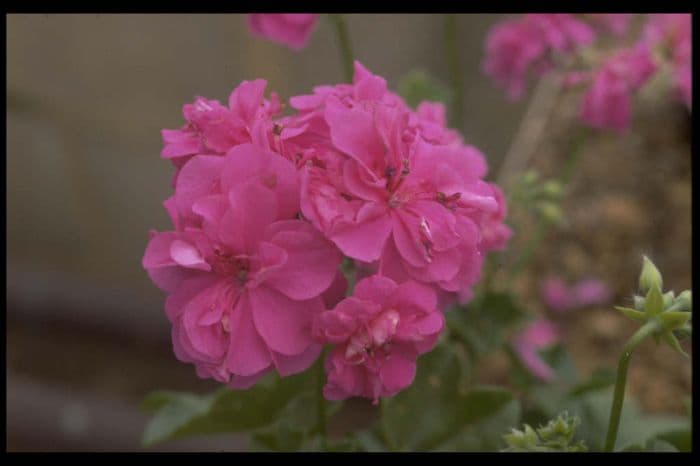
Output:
left=6, top=14, right=691, bottom=451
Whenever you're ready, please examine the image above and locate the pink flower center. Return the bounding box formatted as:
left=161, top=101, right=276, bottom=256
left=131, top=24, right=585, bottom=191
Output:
left=208, top=247, right=253, bottom=283
left=345, top=309, right=400, bottom=364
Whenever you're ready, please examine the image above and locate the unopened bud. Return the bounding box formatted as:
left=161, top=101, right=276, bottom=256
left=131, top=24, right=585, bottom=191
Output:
left=541, top=180, right=564, bottom=199
left=639, top=256, right=663, bottom=294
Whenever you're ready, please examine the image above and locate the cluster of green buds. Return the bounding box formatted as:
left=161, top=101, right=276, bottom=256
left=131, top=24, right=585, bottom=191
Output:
left=512, top=170, right=565, bottom=225
left=503, top=412, right=587, bottom=452
left=615, top=256, right=692, bottom=356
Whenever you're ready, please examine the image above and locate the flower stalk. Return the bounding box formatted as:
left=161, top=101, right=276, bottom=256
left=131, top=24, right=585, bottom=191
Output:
left=604, top=320, right=658, bottom=451
left=329, top=14, right=354, bottom=82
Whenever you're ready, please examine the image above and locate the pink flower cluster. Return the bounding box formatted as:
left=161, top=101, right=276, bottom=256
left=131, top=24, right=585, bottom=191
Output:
left=644, top=14, right=692, bottom=109
left=484, top=14, right=692, bottom=131
left=483, top=14, right=595, bottom=100
left=144, top=62, right=511, bottom=402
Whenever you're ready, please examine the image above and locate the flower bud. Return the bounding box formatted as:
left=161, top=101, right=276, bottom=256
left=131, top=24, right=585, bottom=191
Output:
left=538, top=201, right=563, bottom=225
left=639, top=255, right=663, bottom=294
left=541, top=180, right=564, bottom=199
left=673, top=290, right=692, bottom=312
left=662, top=291, right=675, bottom=309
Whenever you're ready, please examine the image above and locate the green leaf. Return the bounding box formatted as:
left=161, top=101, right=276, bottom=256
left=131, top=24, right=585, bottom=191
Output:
left=397, top=69, right=451, bottom=108
left=142, top=369, right=314, bottom=447
left=449, top=291, right=528, bottom=360
left=567, top=367, right=615, bottom=397
left=661, top=330, right=688, bottom=357
left=382, top=343, right=520, bottom=451
left=615, top=306, right=647, bottom=322
left=658, top=311, right=691, bottom=330
left=529, top=386, right=689, bottom=451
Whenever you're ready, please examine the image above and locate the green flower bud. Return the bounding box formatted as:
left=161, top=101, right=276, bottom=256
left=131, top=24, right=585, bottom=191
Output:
left=673, top=290, right=692, bottom=312
left=538, top=201, right=563, bottom=225
left=522, top=170, right=539, bottom=186
left=541, top=180, right=564, bottom=199
left=639, top=256, right=663, bottom=294
left=662, top=291, right=675, bottom=309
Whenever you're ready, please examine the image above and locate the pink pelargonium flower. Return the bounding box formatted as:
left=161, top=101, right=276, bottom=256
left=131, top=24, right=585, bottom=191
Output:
left=512, top=319, right=560, bottom=382
left=643, top=14, right=692, bottom=109
left=300, top=91, right=501, bottom=297
left=161, top=79, right=282, bottom=184
left=247, top=14, right=319, bottom=50
left=143, top=145, right=342, bottom=388
left=579, top=44, right=657, bottom=131
left=483, top=14, right=595, bottom=100
left=313, top=275, right=444, bottom=403
left=541, top=277, right=612, bottom=313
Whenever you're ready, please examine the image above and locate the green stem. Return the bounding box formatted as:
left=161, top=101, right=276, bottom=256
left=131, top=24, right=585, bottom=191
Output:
left=444, top=14, right=465, bottom=130
left=507, top=128, right=588, bottom=283
left=316, top=348, right=328, bottom=450
left=604, top=321, right=659, bottom=452
left=329, top=14, right=354, bottom=82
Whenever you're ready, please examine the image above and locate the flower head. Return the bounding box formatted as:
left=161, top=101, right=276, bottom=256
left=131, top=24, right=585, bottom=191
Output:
left=578, top=44, right=657, bottom=131
left=294, top=61, right=505, bottom=302
left=247, top=14, right=319, bottom=50
left=313, top=275, right=444, bottom=403
left=144, top=145, right=341, bottom=388
left=483, top=14, right=595, bottom=100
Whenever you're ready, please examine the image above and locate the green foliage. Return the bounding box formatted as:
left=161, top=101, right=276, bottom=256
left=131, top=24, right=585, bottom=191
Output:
left=380, top=342, right=521, bottom=451
left=141, top=369, right=329, bottom=448
left=397, top=69, right=451, bottom=109
left=448, top=291, right=528, bottom=363
left=503, top=412, right=587, bottom=452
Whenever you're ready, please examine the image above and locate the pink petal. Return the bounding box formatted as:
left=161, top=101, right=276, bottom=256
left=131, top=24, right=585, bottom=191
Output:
left=249, top=286, right=321, bottom=356
left=220, top=143, right=300, bottom=219
left=324, top=97, right=386, bottom=176
left=262, top=220, right=342, bottom=301
left=379, top=352, right=416, bottom=393
left=219, top=182, right=278, bottom=254
left=352, top=275, right=398, bottom=306
left=271, top=343, right=322, bottom=377
left=170, top=239, right=211, bottom=271
left=225, top=293, right=273, bottom=376
left=330, top=204, right=393, bottom=262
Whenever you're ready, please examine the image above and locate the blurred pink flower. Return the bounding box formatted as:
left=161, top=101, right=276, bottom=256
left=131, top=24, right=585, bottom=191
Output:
left=579, top=44, right=657, bottom=131
left=483, top=14, right=595, bottom=100
left=643, top=13, right=692, bottom=109
left=143, top=145, right=341, bottom=388
left=513, top=319, right=560, bottom=381
left=541, top=277, right=612, bottom=313
left=247, top=14, right=319, bottom=50
left=313, top=275, right=444, bottom=403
